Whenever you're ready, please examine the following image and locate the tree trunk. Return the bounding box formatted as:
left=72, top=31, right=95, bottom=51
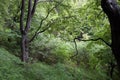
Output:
left=21, top=34, right=29, bottom=62
left=20, top=0, right=37, bottom=62
left=101, top=0, right=120, bottom=70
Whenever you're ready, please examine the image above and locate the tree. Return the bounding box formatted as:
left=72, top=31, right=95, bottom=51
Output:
left=20, top=0, right=38, bottom=62
left=20, top=0, right=63, bottom=62
left=101, top=0, right=120, bottom=71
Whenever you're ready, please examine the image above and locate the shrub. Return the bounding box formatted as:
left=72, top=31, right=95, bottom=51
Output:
left=30, top=34, right=74, bottom=64
left=0, top=48, right=24, bottom=80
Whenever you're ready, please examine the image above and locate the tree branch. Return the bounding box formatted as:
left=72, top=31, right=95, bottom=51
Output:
left=29, top=1, right=63, bottom=42
left=31, top=0, right=38, bottom=17
left=80, top=38, right=111, bottom=47
left=25, top=0, right=32, bottom=33
left=70, top=38, right=78, bottom=59
left=29, top=20, right=54, bottom=42
left=70, top=37, right=111, bottom=59
left=96, top=10, right=103, bottom=18
left=20, top=0, right=25, bottom=34
left=37, top=0, right=54, bottom=3
left=29, top=15, right=76, bottom=43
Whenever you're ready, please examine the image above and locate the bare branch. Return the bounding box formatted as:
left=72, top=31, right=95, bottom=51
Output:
left=20, top=0, right=25, bottom=34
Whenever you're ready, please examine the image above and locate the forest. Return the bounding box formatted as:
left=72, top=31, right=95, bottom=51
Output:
left=0, top=0, right=120, bottom=80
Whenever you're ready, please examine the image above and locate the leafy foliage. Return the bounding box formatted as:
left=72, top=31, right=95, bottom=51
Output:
left=0, top=48, right=24, bottom=80
left=0, top=0, right=120, bottom=80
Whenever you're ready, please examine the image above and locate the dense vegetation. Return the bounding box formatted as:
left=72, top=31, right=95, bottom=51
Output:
left=0, top=0, right=120, bottom=80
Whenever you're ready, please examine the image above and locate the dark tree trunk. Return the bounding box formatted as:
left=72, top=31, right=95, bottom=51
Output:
left=101, top=0, right=120, bottom=70
left=20, top=0, right=38, bottom=62
left=21, top=34, right=29, bottom=62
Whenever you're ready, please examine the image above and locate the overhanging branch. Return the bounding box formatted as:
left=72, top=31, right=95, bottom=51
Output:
left=80, top=38, right=111, bottom=47
left=70, top=37, right=111, bottom=59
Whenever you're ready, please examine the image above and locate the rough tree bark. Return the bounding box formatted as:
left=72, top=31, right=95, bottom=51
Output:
left=101, top=0, right=120, bottom=70
left=20, top=0, right=38, bottom=62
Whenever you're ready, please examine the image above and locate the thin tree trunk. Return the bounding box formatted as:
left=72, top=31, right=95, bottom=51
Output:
left=20, top=0, right=38, bottom=62
left=21, top=34, right=29, bottom=62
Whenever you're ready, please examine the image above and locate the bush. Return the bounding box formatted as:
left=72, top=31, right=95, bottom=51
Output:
left=30, top=34, right=74, bottom=64
left=0, top=47, right=111, bottom=80
left=23, top=62, right=74, bottom=80
left=24, top=62, right=110, bottom=80
left=71, top=41, right=90, bottom=67
left=0, top=48, right=24, bottom=80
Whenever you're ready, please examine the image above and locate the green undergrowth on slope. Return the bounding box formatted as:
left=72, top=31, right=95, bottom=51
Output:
left=0, top=47, right=110, bottom=80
